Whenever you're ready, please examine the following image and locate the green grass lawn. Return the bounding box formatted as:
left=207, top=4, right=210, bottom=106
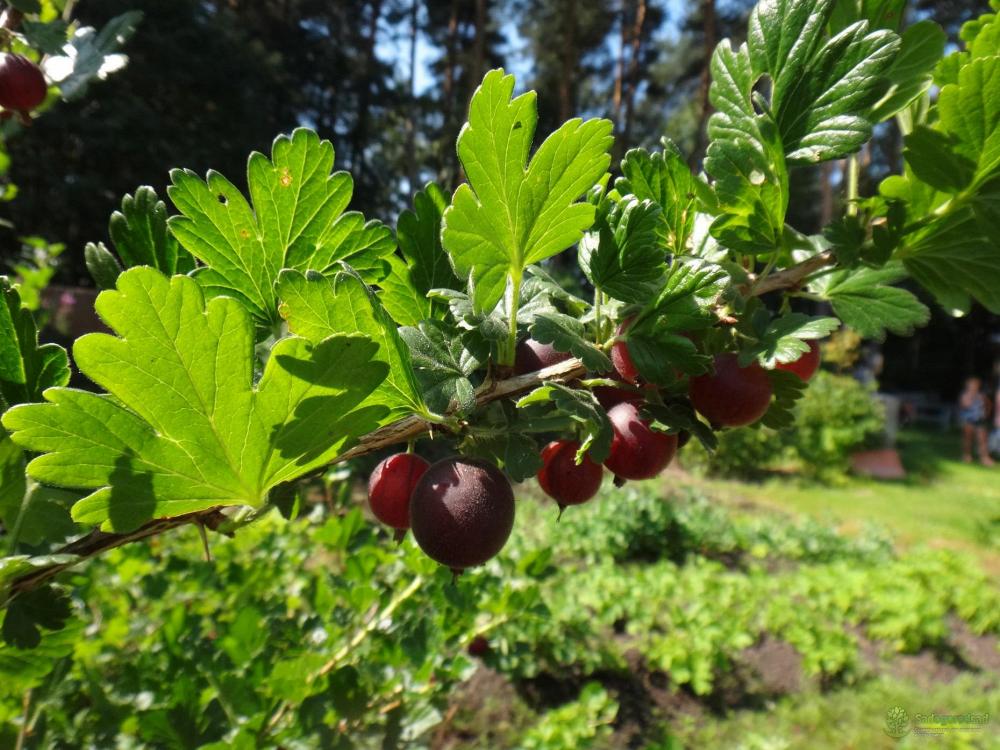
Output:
left=683, top=429, right=1000, bottom=571
left=676, top=672, right=1000, bottom=750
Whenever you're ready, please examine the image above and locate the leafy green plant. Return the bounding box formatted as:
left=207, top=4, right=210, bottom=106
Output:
left=1, top=0, right=999, bottom=741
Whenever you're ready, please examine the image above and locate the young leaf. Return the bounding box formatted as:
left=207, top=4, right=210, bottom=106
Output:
left=760, top=368, right=808, bottom=430
left=516, top=384, right=613, bottom=463
left=615, top=141, right=698, bottom=254
left=2, top=269, right=390, bottom=532
left=528, top=313, right=612, bottom=373
left=578, top=196, right=666, bottom=304
left=0, top=279, right=70, bottom=408
left=85, top=187, right=195, bottom=284
left=168, top=128, right=395, bottom=324
left=441, top=69, right=613, bottom=312
left=641, top=402, right=717, bottom=451
left=276, top=268, right=426, bottom=420
left=84, top=242, right=123, bottom=290
left=810, top=265, right=930, bottom=339
left=739, top=313, right=839, bottom=367
left=399, top=321, right=481, bottom=416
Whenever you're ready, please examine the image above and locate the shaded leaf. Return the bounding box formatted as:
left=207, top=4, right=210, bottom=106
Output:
left=528, top=313, right=611, bottom=373
left=277, top=268, right=425, bottom=419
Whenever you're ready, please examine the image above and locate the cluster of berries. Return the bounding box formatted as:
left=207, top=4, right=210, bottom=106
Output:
left=367, top=331, right=821, bottom=572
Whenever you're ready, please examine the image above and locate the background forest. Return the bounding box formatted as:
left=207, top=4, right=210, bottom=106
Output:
left=1, top=0, right=995, bottom=401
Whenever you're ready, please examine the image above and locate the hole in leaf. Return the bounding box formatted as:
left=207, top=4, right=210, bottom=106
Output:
left=751, top=75, right=773, bottom=115
left=218, top=194, right=228, bottom=205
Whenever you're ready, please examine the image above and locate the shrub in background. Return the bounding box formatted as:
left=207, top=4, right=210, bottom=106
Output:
left=682, top=372, right=884, bottom=481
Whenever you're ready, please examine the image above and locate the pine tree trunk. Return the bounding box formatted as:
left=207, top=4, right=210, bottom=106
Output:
left=472, top=0, right=486, bottom=97
left=612, top=0, right=625, bottom=134
left=690, top=0, right=716, bottom=168
left=441, top=0, right=460, bottom=184
left=558, top=0, right=577, bottom=122
left=621, top=0, right=646, bottom=156
left=406, top=0, right=420, bottom=194
left=351, top=0, right=385, bottom=174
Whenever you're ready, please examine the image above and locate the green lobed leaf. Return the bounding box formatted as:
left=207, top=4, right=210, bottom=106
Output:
left=937, top=55, right=1000, bottom=164
left=398, top=320, right=481, bottom=416
left=86, top=187, right=195, bottom=286
left=84, top=242, right=123, bottom=291
left=830, top=0, right=906, bottom=33
left=615, top=141, right=698, bottom=254
left=578, top=196, right=666, bottom=304
left=641, top=401, right=717, bottom=452
left=627, top=330, right=710, bottom=384
left=899, top=208, right=1000, bottom=314
left=760, top=368, right=809, bottom=430
left=45, top=11, right=142, bottom=100
left=902, top=126, right=976, bottom=194
left=2, top=483, right=79, bottom=549
left=461, top=402, right=543, bottom=482
left=739, top=313, right=840, bottom=368
left=748, top=0, right=899, bottom=164
left=21, top=19, right=71, bottom=55
left=440, top=69, right=613, bottom=312
left=0, top=432, right=26, bottom=546
left=705, top=40, right=788, bottom=253
left=811, top=265, right=930, bottom=339
left=0, top=616, right=82, bottom=697
left=2, top=268, right=390, bottom=532
left=380, top=183, right=460, bottom=326
left=276, top=268, right=426, bottom=420
left=868, top=20, right=946, bottom=123
left=2, top=585, right=71, bottom=649
left=168, top=128, right=395, bottom=324
left=528, top=313, right=612, bottom=373
left=516, top=383, right=613, bottom=464
left=0, top=278, right=70, bottom=408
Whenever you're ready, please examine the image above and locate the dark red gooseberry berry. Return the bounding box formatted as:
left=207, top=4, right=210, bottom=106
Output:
left=0, top=54, right=47, bottom=113
left=467, top=635, right=491, bottom=657
left=604, top=401, right=678, bottom=480
left=775, top=340, right=821, bottom=381
left=514, top=338, right=571, bottom=374
left=688, top=353, right=773, bottom=427
left=611, top=318, right=640, bottom=384
left=409, top=456, right=515, bottom=570
left=537, top=439, right=603, bottom=508
left=593, top=380, right=639, bottom=409
left=367, top=453, right=430, bottom=530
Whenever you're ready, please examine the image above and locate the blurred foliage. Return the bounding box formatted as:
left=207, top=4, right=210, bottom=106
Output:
left=2, top=482, right=996, bottom=746
left=683, top=372, right=885, bottom=480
